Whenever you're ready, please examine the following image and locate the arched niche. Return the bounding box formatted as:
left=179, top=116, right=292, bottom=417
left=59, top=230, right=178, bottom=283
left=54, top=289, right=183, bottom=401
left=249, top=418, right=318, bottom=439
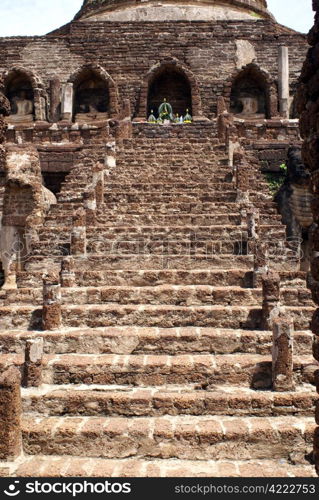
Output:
left=5, top=71, right=35, bottom=123
left=69, top=65, right=119, bottom=123
left=148, top=68, right=192, bottom=118
left=4, top=67, right=47, bottom=123
left=229, top=65, right=271, bottom=119
left=137, top=59, right=203, bottom=120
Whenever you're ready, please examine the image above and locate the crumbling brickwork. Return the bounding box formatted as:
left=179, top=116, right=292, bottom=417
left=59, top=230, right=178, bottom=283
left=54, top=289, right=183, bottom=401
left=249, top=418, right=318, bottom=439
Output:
left=298, top=0, right=319, bottom=475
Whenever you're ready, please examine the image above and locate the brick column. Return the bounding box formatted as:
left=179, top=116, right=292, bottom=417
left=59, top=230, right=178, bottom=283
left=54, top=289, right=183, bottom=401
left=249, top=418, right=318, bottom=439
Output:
left=60, top=256, right=76, bottom=287
left=261, top=271, right=281, bottom=329
left=83, top=191, right=96, bottom=226
left=49, top=77, right=61, bottom=122
left=105, top=141, right=116, bottom=171
left=234, top=150, right=249, bottom=203
left=93, top=162, right=104, bottom=206
left=247, top=207, right=259, bottom=240
left=0, top=366, right=22, bottom=460
left=278, top=46, right=290, bottom=119
left=71, top=208, right=86, bottom=256
left=23, top=338, right=44, bottom=388
left=61, top=83, right=73, bottom=121
left=272, top=317, right=295, bottom=392
left=253, top=242, right=268, bottom=288
left=42, top=271, right=62, bottom=330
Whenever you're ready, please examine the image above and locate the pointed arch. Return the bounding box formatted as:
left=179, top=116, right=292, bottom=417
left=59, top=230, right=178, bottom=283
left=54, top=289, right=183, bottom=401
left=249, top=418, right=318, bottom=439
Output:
left=137, top=58, right=203, bottom=120
left=223, top=63, right=278, bottom=119
left=68, top=64, right=119, bottom=120
left=3, top=66, right=47, bottom=121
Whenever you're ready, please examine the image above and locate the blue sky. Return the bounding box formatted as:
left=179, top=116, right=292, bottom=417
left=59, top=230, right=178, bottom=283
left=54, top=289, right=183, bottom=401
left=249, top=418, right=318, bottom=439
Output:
left=0, top=0, right=314, bottom=36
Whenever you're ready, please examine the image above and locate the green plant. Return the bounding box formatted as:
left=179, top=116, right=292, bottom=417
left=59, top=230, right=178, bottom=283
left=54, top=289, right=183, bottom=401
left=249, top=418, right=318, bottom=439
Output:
left=250, top=11, right=262, bottom=18
left=265, top=163, right=287, bottom=196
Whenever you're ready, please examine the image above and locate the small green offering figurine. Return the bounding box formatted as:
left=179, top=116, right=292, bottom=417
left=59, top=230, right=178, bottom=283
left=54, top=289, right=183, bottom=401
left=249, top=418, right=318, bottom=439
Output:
left=148, top=110, right=156, bottom=123
left=184, top=108, right=192, bottom=123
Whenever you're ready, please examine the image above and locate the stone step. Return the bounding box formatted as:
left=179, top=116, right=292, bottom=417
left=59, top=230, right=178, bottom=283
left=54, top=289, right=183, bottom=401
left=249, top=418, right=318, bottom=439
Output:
left=24, top=255, right=301, bottom=278
left=49, top=200, right=278, bottom=215
left=109, top=173, right=233, bottom=184
left=17, top=268, right=251, bottom=288
left=37, top=353, right=317, bottom=388
left=103, top=193, right=271, bottom=204
left=104, top=182, right=236, bottom=192
left=0, top=327, right=312, bottom=356
left=59, top=182, right=87, bottom=191
left=38, top=225, right=285, bottom=242
left=119, top=141, right=220, bottom=150
left=0, top=303, right=313, bottom=334
left=21, top=415, right=315, bottom=461
left=44, top=213, right=283, bottom=227
left=11, top=456, right=317, bottom=478
left=104, top=192, right=238, bottom=203
left=22, top=385, right=316, bottom=418
left=33, top=240, right=256, bottom=257
left=0, top=304, right=266, bottom=330
left=117, top=147, right=221, bottom=156
left=2, top=286, right=313, bottom=307
left=17, top=269, right=306, bottom=289
left=110, top=163, right=258, bottom=173
left=97, top=203, right=277, bottom=216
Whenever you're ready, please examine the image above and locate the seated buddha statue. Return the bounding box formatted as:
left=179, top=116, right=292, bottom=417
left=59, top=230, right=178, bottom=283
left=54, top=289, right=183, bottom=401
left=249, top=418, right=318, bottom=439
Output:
left=158, top=98, right=173, bottom=121
left=9, top=91, right=34, bottom=122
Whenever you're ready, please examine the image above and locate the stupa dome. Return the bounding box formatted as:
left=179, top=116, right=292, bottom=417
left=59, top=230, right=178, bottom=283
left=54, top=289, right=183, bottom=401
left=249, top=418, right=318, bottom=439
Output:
left=75, top=0, right=275, bottom=23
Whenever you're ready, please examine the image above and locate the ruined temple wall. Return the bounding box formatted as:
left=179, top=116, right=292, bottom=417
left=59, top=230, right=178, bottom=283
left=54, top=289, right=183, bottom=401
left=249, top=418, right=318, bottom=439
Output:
left=297, top=0, right=319, bottom=475
left=0, top=20, right=307, bottom=119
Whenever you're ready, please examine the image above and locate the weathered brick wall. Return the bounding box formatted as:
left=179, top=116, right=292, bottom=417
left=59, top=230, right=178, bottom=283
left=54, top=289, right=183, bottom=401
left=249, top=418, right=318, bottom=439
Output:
left=247, top=142, right=297, bottom=172
left=0, top=20, right=307, bottom=120
left=297, top=0, right=319, bottom=475
left=0, top=75, right=9, bottom=169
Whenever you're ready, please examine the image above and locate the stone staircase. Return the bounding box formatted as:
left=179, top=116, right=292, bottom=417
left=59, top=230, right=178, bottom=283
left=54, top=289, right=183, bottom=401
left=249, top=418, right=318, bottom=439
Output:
left=0, top=135, right=317, bottom=477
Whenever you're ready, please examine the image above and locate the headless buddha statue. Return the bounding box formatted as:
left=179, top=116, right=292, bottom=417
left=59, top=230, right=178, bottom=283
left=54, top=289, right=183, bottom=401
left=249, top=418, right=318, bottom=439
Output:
left=9, top=91, right=34, bottom=122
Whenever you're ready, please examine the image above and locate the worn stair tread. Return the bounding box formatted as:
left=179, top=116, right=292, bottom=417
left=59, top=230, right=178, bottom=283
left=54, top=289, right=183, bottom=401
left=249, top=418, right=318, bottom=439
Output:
left=20, top=415, right=315, bottom=461
left=1, top=304, right=313, bottom=313
left=6, top=456, right=316, bottom=478
left=22, top=383, right=317, bottom=417
left=0, top=327, right=312, bottom=356
left=4, top=352, right=314, bottom=387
